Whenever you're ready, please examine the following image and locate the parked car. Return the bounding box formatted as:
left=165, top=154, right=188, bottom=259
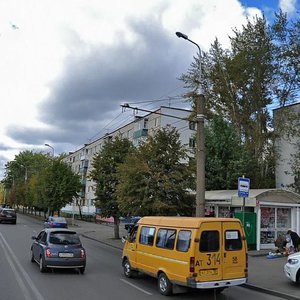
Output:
left=121, top=216, right=141, bottom=232
left=30, top=228, right=86, bottom=273
left=0, top=208, right=17, bottom=224
left=44, top=216, right=68, bottom=228
left=284, top=252, right=300, bottom=282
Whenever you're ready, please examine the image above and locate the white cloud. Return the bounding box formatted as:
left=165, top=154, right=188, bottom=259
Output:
left=0, top=0, right=265, bottom=178
left=279, top=0, right=297, bottom=13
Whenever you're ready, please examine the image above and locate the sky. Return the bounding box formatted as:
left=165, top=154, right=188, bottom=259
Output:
left=0, top=0, right=299, bottom=179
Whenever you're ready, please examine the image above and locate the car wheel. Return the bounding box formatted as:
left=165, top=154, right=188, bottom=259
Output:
left=79, top=267, right=85, bottom=274
left=123, top=258, right=135, bottom=278
left=30, top=249, right=35, bottom=263
left=158, top=272, right=173, bottom=296
left=39, top=256, right=47, bottom=273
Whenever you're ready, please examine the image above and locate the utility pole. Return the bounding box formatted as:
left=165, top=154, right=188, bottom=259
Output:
left=176, top=31, right=205, bottom=217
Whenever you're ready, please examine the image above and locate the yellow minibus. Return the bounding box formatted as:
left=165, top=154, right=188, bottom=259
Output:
left=122, top=216, right=248, bottom=295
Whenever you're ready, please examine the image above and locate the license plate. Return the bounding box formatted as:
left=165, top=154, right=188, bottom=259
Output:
left=59, top=252, right=74, bottom=258
left=200, top=269, right=218, bottom=276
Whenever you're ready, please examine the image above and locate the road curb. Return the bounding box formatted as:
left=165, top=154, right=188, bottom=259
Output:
left=81, top=233, right=123, bottom=251
left=243, top=283, right=299, bottom=300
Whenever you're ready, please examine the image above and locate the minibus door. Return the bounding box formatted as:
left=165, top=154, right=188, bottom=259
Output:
left=222, top=221, right=246, bottom=280
left=126, top=226, right=138, bottom=268
left=194, top=222, right=223, bottom=282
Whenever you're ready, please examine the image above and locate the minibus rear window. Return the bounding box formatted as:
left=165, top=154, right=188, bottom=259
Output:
left=139, top=226, right=155, bottom=246
left=199, top=230, right=219, bottom=252
left=156, top=229, right=176, bottom=250
left=225, top=230, right=242, bottom=251
left=176, top=230, right=191, bottom=252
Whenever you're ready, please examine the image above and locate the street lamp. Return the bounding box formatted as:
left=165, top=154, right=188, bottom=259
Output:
left=45, top=143, right=54, bottom=157
left=176, top=31, right=205, bottom=217
left=20, top=164, right=28, bottom=182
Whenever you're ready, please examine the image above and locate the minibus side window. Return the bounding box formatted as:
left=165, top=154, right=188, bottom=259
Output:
left=156, top=229, right=176, bottom=250
left=225, top=230, right=242, bottom=250
left=176, top=230, right=191, bottom=252
left=200, top=230, right=219, bottom=252
left=139, top=226, right=155, bottom=246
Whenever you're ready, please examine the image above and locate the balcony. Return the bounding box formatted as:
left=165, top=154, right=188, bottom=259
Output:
left=133, top=128, right=148, bottom=139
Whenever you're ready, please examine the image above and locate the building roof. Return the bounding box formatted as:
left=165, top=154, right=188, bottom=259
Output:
left=205, top=189, right=300, bottom=204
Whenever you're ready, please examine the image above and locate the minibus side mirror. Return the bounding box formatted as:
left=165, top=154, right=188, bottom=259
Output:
left=122, top=236, right=128, bottom=243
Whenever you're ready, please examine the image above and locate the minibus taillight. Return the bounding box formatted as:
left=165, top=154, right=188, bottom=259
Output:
left=190, top=257, right=195, bottom=273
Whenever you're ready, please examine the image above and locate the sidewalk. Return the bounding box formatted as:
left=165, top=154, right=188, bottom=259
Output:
left=71, top=220, right=300, bottom=300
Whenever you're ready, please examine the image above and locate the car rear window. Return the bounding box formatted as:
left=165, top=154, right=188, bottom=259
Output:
left=52, top=217, right=66, bottom=222
left=3, top=209, right=16, bottom=215
left=49, top=232, right=81, bottom=245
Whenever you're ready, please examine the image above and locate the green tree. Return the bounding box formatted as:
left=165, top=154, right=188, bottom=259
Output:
left=205, top=116, right=252, bottom=190
left=3, top=151, right=51, bottom=209
left=39, top=157, right=81, bottom=215
left=117, top=127, right=194, bottom=216
left=90, top=137, right=135, bottom=239
left=180, top=16, right=275, bottom=188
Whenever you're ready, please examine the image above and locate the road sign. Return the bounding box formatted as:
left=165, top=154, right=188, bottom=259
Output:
left=238, top=177, right=250, bottom=198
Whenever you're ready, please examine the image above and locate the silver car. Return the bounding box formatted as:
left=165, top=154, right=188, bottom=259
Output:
left=284, top=252, right=300, bottom=282
left=31, top=228, right=86, bottom=274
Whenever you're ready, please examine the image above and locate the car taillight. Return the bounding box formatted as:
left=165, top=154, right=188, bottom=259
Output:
left=80, top=249, right=85, bottom=258
left=45, top=248, right=51, bottom=258
left=190, top=257, right=195, bottom=273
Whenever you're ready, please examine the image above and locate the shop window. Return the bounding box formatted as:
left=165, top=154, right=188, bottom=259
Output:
left=200, top=230, right=219, bottom=252
left=261, top=207, right=275, bottom=228
left=277, top=208, right=291, bottom=228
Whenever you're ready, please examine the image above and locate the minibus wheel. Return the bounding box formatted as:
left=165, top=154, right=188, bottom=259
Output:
left=158, top=272, right=173, bottom=296
left=123, top=258, right=134, bottom=278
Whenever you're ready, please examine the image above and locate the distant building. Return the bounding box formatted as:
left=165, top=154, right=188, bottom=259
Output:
left=274, top=102, right=300, bottom=189
left=62, top=106, right=195, bottom=216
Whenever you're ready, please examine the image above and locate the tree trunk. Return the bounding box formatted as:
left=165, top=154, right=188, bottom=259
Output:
left=113, top=216, right=120, bottom=239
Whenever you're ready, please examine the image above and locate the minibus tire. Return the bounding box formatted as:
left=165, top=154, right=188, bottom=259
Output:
left=123, top=259, right=135, bottom=278
left=158, top=272, right=173, bottom=296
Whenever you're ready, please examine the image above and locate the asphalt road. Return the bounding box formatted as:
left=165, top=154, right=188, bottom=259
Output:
left=0, top=214, right=287, bottom=300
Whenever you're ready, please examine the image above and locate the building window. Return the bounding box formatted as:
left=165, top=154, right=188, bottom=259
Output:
left=189, top=121, right=196, bottom=130
left=189, top=137, right=196, bottom=148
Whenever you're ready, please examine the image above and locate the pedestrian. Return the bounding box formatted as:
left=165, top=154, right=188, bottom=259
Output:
left=287, top=230, right=300, bottom=252
left=274, top=234, right=287, bottom=253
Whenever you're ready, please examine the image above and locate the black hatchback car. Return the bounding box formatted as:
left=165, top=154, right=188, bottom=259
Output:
left=0, top=208, right=17, bottom=224
left=31, top=228, right=86, bottom=273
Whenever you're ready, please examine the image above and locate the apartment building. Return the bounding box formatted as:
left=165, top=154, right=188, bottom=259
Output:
left=274, top=102, right=300, bottom=189
left=62, top=106, right=195, bottom=216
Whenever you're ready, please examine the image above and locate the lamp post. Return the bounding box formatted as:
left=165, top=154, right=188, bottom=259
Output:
left=20, top=164, right=28, bottom=182
left=45, top=143, right=54, bottom=217
left=176, top=31, right=205, bottom=217
left=45, top=143, right=54, bottom=157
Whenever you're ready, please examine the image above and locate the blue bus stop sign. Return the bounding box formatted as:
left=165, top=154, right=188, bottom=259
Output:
left=238, top=177, right=250, bottom=198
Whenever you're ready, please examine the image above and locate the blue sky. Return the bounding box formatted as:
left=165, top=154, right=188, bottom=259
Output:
left=242, top=0, right=299, bottom=18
